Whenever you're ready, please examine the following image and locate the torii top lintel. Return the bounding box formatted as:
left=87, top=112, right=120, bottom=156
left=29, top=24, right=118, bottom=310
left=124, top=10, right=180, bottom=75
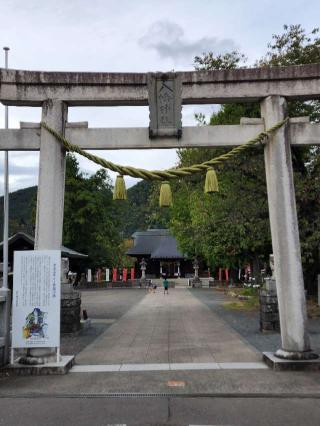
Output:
left=1, top=63, right=320, bottom=107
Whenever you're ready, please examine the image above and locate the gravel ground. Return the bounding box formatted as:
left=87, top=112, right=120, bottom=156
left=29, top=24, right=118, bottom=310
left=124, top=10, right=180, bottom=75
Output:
left=190, top=288, right=320, bottom=354
left=79, top=287, right=147, bottom=319
left=61, top=289, right=146, bottom=356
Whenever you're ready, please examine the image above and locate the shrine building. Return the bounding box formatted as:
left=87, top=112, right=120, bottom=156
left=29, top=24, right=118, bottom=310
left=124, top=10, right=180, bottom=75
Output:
left=126, top=229, right=193, bottom=278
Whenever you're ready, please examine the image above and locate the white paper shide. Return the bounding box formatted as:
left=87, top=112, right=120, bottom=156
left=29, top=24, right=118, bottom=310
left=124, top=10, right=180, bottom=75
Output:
left=12, top=250, right=61, bottom=348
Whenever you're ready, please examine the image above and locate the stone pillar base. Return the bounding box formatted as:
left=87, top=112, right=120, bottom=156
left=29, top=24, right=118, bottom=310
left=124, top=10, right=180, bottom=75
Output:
left=18, top=352, right=58, bottom=365
left=191, top=278, right=202, bottom=288
left=2, top=355, right=74, bottom=375
left=275, top=348, right=319, bottom=361
left=18, top=347, right=58, bottom=365
left=263, top=352, right=320, bottom=370
left=61, top=283, right=81, bottom=334
left=139, top=279, right=147, bottom=288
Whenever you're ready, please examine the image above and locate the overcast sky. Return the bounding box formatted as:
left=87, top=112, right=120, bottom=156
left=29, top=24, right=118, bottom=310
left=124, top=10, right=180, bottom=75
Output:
left=0, top=0, right=319, bottom=193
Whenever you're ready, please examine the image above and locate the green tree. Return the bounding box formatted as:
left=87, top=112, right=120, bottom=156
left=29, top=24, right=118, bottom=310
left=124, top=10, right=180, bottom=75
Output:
left=63, top=154, right=123, bottom=269
left=171, top=111, right=268, bottom=279
left=118, top=180, right=153, bottom=237
left=259, top=25, right=320, bottom=291
left=168, top=25, right=320, bottom=290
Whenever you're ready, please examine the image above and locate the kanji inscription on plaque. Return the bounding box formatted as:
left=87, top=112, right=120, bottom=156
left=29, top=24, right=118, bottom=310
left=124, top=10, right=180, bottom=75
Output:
left=148, top=72, right=182, bottom=138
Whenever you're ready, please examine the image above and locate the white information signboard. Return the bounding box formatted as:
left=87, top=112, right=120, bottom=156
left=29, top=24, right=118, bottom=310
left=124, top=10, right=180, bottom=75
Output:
left=12, top=250, right=61, bottom=349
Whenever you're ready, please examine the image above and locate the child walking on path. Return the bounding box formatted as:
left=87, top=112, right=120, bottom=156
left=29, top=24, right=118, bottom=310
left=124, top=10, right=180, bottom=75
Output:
left=163, top=277, right=169, bottom=295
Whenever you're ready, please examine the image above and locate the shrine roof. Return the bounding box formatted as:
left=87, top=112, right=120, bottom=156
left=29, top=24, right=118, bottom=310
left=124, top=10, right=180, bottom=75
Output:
left=0, top=232, right=88, bottom=259
left=126, top=229, right=185, bottom=260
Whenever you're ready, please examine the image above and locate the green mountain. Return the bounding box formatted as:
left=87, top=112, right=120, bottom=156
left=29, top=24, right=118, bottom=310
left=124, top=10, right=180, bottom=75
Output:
left=0, top=182, right=153, bottom=240
left=0, top=186, right=37, bottom=237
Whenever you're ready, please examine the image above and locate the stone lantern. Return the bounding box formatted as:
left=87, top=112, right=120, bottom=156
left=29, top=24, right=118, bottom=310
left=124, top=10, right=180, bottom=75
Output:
left=140, top=258, right=147, bottom=284
left=191, top=258, right=202, bottom=288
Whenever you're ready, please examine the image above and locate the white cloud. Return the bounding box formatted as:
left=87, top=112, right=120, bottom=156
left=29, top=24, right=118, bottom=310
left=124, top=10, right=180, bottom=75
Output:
left=1, top=0, right=320, bottom=196
left=139, top=21, right=237, bottom=61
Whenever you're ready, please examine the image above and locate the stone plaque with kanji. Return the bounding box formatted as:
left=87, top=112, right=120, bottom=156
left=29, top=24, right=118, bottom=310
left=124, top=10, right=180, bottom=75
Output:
left=148, top=72, right=182, bottom=138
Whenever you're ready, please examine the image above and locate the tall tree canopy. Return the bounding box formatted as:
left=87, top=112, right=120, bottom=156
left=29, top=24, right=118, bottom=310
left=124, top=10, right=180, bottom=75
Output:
left=167, top=25, right=320, bottom=291
left=63, top=154, right=123, bottom=269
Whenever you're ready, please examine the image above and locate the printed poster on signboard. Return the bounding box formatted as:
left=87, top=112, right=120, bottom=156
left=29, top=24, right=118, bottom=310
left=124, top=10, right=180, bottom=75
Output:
left=12, top=250, right=61, bottom=348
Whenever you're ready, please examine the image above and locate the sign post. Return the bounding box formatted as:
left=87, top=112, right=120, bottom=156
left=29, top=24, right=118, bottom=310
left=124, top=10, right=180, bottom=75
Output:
left=11, top=250, right=61, bottom=363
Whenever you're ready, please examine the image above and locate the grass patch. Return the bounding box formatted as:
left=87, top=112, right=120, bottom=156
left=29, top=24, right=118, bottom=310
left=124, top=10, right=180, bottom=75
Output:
left=307, top=299, right=320, bottom=318
left=241, top=287, right=260, bottom=296
left=214, top=285, right=261, bottom=312
left=223, top=295, right=259, bottom=311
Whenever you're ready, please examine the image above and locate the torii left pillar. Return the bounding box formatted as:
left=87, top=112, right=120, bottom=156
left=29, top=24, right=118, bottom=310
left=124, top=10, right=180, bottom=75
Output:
left=35, top=99, right=67, bottom=250
left=30, top=99, right=67, bottom=362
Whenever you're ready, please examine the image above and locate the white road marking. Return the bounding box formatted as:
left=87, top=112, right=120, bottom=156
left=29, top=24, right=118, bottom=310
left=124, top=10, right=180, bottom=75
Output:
left=218, top=362, right=268, bottom=369
left=90, top=319, right=116, bottom=324
left=70, top=362, right=268, bottom=373
left=71, top=364, right=121, bottom=372
left=170, top=362, right=220, bottom=370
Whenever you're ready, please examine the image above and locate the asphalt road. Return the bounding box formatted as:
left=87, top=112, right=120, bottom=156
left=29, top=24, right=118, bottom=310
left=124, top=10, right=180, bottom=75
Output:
left=1, top=395, right=320, bottom=425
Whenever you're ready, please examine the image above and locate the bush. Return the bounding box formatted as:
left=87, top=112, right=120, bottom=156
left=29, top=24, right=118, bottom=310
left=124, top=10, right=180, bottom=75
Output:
left=241, top=287, right=259, bottom=297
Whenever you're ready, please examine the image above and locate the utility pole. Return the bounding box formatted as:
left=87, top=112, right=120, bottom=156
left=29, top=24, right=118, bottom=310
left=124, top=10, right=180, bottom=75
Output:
left=2, top=47, right=9, bottom=289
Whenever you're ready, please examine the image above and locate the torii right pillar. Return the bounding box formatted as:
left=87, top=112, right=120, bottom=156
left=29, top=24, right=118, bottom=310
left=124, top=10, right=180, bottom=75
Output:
left=261, top=95, right=318, bottom=360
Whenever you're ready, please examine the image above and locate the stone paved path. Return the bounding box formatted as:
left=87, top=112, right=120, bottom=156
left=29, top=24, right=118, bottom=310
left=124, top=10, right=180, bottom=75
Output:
left=76, top=288, right=261, bottom=364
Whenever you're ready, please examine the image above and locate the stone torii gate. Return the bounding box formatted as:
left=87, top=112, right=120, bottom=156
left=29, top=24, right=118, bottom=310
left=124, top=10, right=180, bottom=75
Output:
left=1, top=64, right=320, bottom=364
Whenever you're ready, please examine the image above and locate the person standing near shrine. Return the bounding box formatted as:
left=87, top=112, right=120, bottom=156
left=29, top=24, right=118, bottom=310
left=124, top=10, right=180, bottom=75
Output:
left=163, top=276, right=169, bottom=295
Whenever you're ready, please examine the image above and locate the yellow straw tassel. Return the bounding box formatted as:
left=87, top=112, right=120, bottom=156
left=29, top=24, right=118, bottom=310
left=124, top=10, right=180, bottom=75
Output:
left=204, top=168, right=219, bottom=193
left=113, top=175, right=127, bottom=200
left=159, top=181, right=173, bottom=207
